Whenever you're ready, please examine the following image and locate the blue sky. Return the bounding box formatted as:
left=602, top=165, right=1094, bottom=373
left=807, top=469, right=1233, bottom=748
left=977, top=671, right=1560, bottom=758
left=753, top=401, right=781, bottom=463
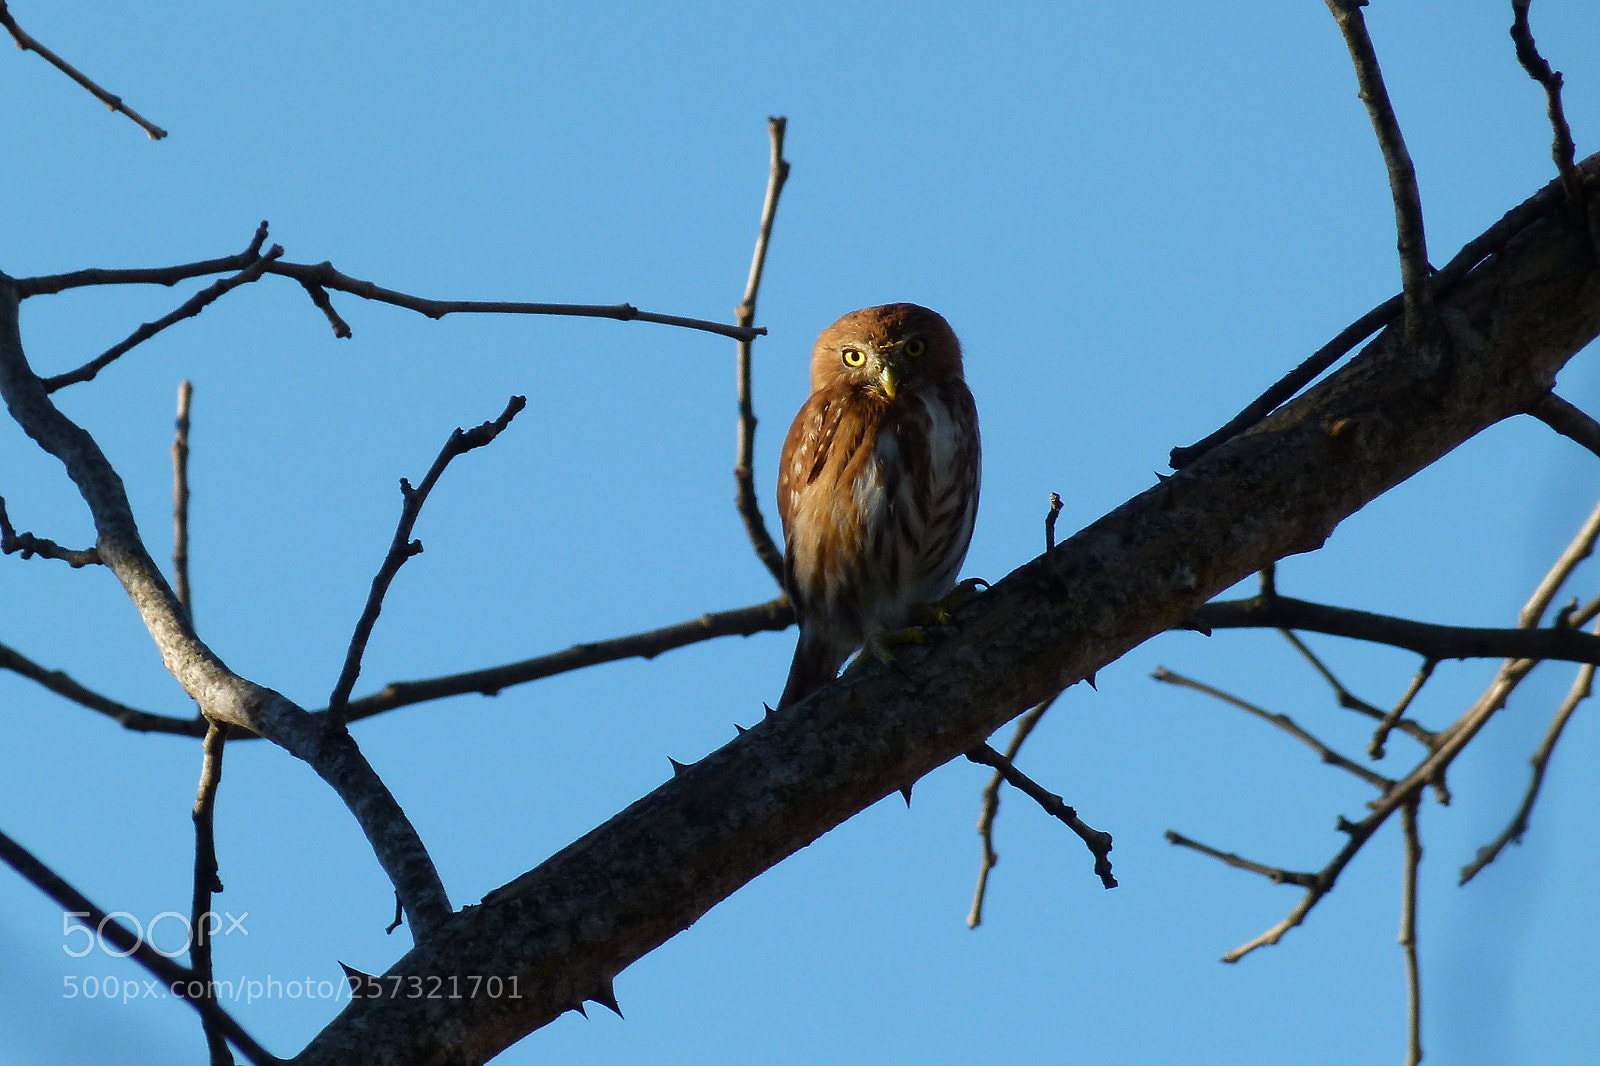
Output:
left=2, top=2, right=1598, bottom=1063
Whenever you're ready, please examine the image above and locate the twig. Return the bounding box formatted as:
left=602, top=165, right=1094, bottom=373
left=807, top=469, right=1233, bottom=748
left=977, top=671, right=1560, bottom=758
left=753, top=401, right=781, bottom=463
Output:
left=1045, top=491, right=1063, bottom=550
left=0, top=1, right=167, bottom=140
left=1325, top=0, right=1434, bottom=345
left=1400, top=794, right=1423, bottom=1066
left=733, top=117, right=790, bottom=586
left=1529, top=392, right=1600, bottom=462
left=1518, top=494, right=1600, bottom=628
left=0, top=496, right=101, bottom=567
left=1152, top=667, right=1395, bottom=790
left=1369, top=658, right=1436, bottom=760
left=964, top=742, right=1115, bottom=889
left=325, top=396, right=527, bottom=732
left=1460, top=620, right=1598, bottom=884
left=967, top=697, right=1055, bottom=928
left=1510, top=0, right=1580, bottom=197
left=0, top=827, right=276, bottom=1065
left=191, top=722, right=231, bottom=1065
left=43, top=247, right=284, bottom=392
left=173, top=380, right=193, bottom=617
left=1275, top=626, right=1436, bottom=746
left=1163, top=831, right=1318, bottom=888
left=298, top=279, right=351, bottom=339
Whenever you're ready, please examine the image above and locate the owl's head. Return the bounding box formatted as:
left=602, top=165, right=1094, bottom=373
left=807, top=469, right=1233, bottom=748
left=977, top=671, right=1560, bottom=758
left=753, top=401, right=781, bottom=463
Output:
left=810, top=303, right=963, bottom=399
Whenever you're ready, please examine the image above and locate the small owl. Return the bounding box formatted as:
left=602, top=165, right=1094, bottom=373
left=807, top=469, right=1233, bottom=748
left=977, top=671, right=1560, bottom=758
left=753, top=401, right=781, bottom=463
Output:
left=775, top=303, right=981, bottom=708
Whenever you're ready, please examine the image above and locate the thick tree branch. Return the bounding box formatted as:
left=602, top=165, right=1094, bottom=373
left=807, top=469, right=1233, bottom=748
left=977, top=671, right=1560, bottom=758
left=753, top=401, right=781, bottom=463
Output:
left=0, top=275, right=452, bottom=938
left=325, top=396, right=527, bottom=733
left=0, top=1, right=168, bottom=140
left=1529, top=391, right=1600, bottom=460
left=733, top=117, right=790, bottom=586
left=294, top=153, right=1600, bottom=1066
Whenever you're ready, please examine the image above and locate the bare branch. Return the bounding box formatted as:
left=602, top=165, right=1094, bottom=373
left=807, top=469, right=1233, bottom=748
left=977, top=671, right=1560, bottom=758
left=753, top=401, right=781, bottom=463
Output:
left=1152, top=667, right=1395, bottom=790
left=1045, top=491, right=1063, bottom=550
left=16, top=223, right=269, bottom=296
left=326, top=396, right=527, bottom=733
left=965, top=742, right=1115, bottom=889
left=1399, top=795, right=1423, bottom=1066
left=1511, top=0, right=1580, bottom=196
left=1519, top=494, right=1600, bottom=628
left=172, top=380, right=194, bottom=616
left=0, top=275, right=452, bottom=936
left=967, top=696, right=1055, bottom=929
left=1460, top=622, right=1598, bottom=883
left=1189, top=593, right=1600, bottom=667
left=43, top=248, right=284, bottom=391
left=0, top=827, right=275, bottom=1064
left=0, top=495, right=101, bottom=567
left=0, top=639, right=204, bottom=734
left=190, top=722, right=232, bottom=1065
left=1325, top=0, right=1433, bottom=344
left=1163, top=830, right=1318, bottom=889
left=0, top=1, right=168, bottom=140
left=1369, top=658, right=1436, bottom=760
left=732, top=117, right=791, bottom=586
left=1529, top=391, right=1600, bottom=461
left=298, top=279, right=352, bottom=339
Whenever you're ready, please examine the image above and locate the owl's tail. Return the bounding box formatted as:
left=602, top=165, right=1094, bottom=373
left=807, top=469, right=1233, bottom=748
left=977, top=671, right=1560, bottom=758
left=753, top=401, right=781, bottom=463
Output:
left=777, top=629, right=851, bottom=709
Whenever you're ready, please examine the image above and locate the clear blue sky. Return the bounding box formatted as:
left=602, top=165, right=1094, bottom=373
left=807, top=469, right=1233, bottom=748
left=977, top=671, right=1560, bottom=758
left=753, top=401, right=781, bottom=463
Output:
left=2, top=3, right=1598, bottom=1063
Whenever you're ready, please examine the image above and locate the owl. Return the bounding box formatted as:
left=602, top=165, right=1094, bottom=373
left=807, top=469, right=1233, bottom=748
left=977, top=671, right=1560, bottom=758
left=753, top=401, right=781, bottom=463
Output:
left=775, top=303, right=981, bottom=708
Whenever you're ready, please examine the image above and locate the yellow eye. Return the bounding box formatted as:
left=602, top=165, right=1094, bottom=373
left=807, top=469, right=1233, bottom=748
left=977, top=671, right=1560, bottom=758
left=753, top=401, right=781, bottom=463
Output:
left=842, top=347, right=867, bottom=368
left=905, top=337, right=927, bottom=357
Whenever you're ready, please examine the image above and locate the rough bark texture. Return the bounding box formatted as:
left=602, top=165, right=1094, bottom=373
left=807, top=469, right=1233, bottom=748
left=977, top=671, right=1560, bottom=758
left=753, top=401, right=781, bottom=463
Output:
left=295, top=159, right=1600, bottom=1066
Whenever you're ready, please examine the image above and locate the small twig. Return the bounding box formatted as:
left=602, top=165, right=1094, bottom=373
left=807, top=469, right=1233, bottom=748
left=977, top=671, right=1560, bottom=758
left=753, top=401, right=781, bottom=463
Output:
left=172, top=380, right=194, bottom=617
left=967, top=697, right=1056, bottom=928
left=1510, top=0, right=1580, bottom=197
left=0, top=639, right=205, bottom=734
left=325, top=396, right=527, bottom=732
left=1518, top=495, right=1600, bottom=628
left=1399, top=795, right=1423, bottom=1066
left=0, top=827, right=276, bottom=1065
left=1529, top=392, right=1600, bottom=462
left=43, top=247, right=284, bottom=392
left=1369, top=659, right=1436, bottom=760
left=1325, top=0, right=1434, bottom=345
left=1163, top=830, right=1318, bottom=889
left=1045, top=491, right=1063, bottom=550
left=0, top=496, right=101, bottom=567
left=1275, top=626, right=1434, bottom=745
left=1152, top=667, right=1395, bottom=790
left=733, top=117, right=790, bottom=586
left=190, top=722, right=231, bottom=1066
left=298, top=279, right=352, bottom=339
left=1259, top=561, right=1277, bottom=599
left=0, top=1, right=168, bottom=140
left=1460, top=621, right=1598, bottom=884
left=965, top=742, right=1115, bottom=889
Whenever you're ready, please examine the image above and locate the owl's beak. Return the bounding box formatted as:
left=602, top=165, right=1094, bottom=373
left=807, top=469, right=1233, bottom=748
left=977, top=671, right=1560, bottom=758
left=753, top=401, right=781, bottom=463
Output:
left=879, top=360, right=901, bottom=401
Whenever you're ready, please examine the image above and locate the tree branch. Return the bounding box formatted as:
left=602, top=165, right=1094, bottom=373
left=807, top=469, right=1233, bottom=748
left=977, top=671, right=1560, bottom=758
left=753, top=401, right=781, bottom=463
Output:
left=325, top=396, right=527, bottom=733
left=1399, top=794, right=1423, bottom=1066
left=172, top=380, right=194, bottom=616
left=191, top=722, right=232, bottom=1065
left=1529, top=391, right=1600, bottom=460
left=0, top=826, right=275, bottom=1064
left=0, top=1, right=168, bottom=140
left=293, top=153, right=1600, bottom=1064
left=733, top=117, right=790, bottom=586
left=1510, top=0, right=1580, bottom=197
left=0, top=274, right=452, bottom=938
left=43, top=247, right=283, bottom=392
left=1189, top=593, right=1600, bottom=666
left=0, top=495, right=101, bottom=567
left=964, top=742, right=1115, bottom=889
left=1325, top=0, right=1433, bottom=344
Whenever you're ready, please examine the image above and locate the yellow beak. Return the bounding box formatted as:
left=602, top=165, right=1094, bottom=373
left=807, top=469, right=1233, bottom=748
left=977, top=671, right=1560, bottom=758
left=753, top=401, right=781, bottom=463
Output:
left=880, top=364, right=899, bottom=401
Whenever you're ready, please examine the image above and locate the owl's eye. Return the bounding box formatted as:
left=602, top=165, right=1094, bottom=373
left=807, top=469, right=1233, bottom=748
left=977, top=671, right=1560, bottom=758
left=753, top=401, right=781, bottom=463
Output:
left=905, top=337, right=927, bottom=357
left=841, top=347, right=867, bottom=368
